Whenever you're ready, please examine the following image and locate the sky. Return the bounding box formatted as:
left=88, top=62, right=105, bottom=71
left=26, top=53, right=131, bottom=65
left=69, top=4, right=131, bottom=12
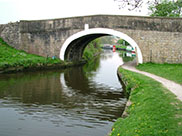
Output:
left=0, top=0, right=149, bottom=24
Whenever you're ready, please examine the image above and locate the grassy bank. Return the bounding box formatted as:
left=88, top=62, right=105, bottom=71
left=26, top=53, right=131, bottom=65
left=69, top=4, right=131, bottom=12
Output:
left=110, top=67, right=182, bottom=136
left=137, top=63, right=182, bottom=84
left=116, top=45, right=126, bottom=50
left=82, top=39, right=102, bottom=61
left=0, top=37, right=101, bottom=73
left=0, top=38, right=64, bottom=71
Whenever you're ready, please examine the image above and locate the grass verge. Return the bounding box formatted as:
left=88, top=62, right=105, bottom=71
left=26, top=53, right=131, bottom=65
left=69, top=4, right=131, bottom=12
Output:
left=0, top=38, right=63, bottom=70
left=136, top=63, right=182, bottom=84
left=110, top=67, right=182, bottom=136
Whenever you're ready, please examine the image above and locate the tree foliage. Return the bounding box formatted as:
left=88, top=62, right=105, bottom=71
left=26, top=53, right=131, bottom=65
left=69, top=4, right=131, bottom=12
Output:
left=114, top=0, right=159, bottom=10
left=117, top=39, right=129, bottom=45
left=114, top=0, right=182, bottom=17
left=99, top=36, right=118, bottom=45
left=82, top=38, right=101, bottom=60
left=150, top=0, right=182, bottom=17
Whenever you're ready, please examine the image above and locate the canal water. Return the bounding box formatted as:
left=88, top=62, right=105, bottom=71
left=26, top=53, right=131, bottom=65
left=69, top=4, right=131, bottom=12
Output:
left=0, top=50, right=127, bottom=136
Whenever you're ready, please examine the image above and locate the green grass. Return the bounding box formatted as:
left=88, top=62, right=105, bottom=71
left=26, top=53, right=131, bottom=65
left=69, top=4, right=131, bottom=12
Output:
left=136, top=63, right=182, bottom=84
left=82, top=41, right=102, bottom=61
left=99, top=44, right=126, bottom=50
left=0, top=38, right=63, bottom=69
left=115, top=45, right=126, bottom=50
left=111, top=68, right=182, bottom=136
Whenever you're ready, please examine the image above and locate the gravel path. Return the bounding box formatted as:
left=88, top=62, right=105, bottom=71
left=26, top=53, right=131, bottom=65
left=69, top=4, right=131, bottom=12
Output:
left=122, top=61, right=182, bottom=102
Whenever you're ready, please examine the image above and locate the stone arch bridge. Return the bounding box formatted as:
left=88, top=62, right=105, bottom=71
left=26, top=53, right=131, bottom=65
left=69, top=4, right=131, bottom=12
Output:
left=0, top=15, right=182, bottom=64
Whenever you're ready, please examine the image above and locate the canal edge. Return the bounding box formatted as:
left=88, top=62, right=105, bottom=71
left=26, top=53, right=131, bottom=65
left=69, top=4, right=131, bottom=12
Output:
left=117, top=65, right=137, bottom=118
left=107, top=66, right=134, bottom=136
left=0, top=60, right=86, bottom=74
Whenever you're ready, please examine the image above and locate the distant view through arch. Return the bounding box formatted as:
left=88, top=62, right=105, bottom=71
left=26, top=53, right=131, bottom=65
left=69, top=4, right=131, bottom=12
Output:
left=60, top=28, right=143, bottom=64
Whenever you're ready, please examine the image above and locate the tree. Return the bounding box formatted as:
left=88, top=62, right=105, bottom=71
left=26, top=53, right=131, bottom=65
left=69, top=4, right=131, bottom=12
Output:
left=117, top=39, right=129, bottom=45
left=117, top=39, right=124, bottom=44
left=114, top=0, right=182, bottom=17
left=150, top=0, right=182, bottom=17
left=99, top=36, right=119, bottom=45
left=114, top=0, right=159, bottom=11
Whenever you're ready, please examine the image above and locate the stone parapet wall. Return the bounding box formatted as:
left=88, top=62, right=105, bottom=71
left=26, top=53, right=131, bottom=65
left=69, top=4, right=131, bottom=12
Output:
left=20, top=15, right=182, bottom=33
left=0, top=24, right=5, bottom=36
left=0, top=22, right=20, bottom=49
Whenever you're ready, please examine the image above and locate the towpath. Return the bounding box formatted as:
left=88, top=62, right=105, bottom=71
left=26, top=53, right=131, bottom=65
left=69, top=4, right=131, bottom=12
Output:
left=122, top=61, right=182, bottom=101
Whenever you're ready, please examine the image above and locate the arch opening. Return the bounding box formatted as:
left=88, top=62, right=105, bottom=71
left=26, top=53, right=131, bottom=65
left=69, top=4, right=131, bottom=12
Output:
left=60, top=28, right=143, bottom=64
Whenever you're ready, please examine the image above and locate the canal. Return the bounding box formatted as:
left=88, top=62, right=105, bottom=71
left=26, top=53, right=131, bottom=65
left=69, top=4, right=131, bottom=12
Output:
left=0, top=50, right=127, bottom=136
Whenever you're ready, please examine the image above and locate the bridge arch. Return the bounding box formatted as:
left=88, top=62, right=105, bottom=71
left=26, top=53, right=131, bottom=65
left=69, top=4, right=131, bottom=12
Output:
left=60, top=28, right=143, bottom=64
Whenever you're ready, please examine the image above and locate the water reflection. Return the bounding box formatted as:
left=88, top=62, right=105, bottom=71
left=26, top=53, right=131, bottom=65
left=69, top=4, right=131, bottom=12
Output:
left=0, top=50, right=127, bottom=136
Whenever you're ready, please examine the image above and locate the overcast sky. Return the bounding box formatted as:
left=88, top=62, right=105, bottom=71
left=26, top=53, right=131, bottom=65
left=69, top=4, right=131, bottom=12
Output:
left=0, top=0, right=149, bottom=24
